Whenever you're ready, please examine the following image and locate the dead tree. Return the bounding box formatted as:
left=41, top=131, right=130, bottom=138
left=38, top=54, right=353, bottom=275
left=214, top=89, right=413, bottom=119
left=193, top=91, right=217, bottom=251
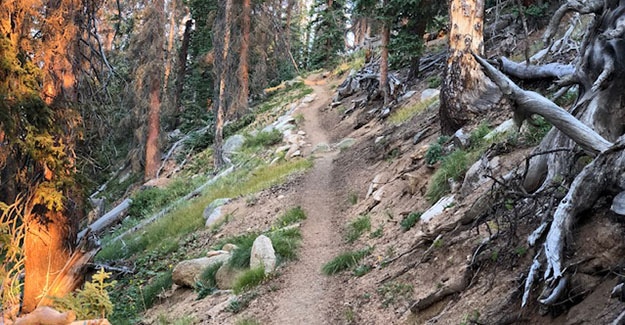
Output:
left=473, top=0, right=625, bottom=311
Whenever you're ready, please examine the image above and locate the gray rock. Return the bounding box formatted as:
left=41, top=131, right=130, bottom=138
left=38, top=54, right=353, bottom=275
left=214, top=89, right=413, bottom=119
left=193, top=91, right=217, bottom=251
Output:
left=484, top=119, right=516, bottom=140
left=399, top=90, right=417, bottom=102
left=611, top=191, right=625, bottom=215
left=276, top=145, right=291, bottom=154
left=250, top=235, right=276, bottom=274
left=421, top=88, right=440, bottom=101
left=375, top=136, right=385, bottom=144
left=172, top=254, right=231, bottom=288
left=337, top=138, right=356, bottom=150
left=421, top=195, right=455, bottom=223
left=452, top=128, right=470, bottom=149
left=204, top=198, right=231, bottom=227
left=222, top=243, right=238, bottom=252
left=223, top=135, right=245, bottom=157
left=302, top=94, right=317, bottom=103
left=215, top=263, right=244, bottom=289
left=312, top=143, right=331, bottom=153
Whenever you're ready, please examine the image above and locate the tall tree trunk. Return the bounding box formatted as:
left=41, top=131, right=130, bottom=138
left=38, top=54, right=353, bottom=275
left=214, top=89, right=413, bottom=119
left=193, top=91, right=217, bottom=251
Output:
left=145, top=79, right=161, bottom=180
left=440, top=0, right=500, bottom=134
left=174, top=19, right=193, bottom=126
left=237, top=0, right=251, bottom=114
left=22, top=0, right=82, bottom=312
left=214, top=0, right=233, bottom=169
left=144, top=0, right=165, bottom=181
left=380, top=19, right=390, bottom=105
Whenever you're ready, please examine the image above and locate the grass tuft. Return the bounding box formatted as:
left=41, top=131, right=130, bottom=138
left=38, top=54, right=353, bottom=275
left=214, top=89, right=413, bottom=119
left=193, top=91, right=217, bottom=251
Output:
left=267, top=228, right=302, bottom=262
left=196, top=261, right=223, bottom=299
left=233, top=267, right=266, bottom=294
left=426, top=150, right=469, bottom=204
left=275, top=206, right=306, bottom=227
left=243, top=129, right=283, bottom=148
left=141, top=272, right=172, bottom=309
left=400, top=212, right=422, bottom=231
left=346, top=214, right=371, bottom=243
left=388, top=97, right=439, bottom=125
left=322, top=248, right=372, bottom=275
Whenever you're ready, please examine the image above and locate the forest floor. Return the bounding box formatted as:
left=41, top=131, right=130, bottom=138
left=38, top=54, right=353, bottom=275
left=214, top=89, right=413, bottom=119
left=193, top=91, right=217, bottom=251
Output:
left=141, top=67, right=625, bottom=324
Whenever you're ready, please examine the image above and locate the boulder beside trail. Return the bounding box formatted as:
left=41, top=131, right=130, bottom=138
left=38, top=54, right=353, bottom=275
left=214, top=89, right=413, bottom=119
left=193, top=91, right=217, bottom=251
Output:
left=250, top=235, right=276, bottom=274
left=172, top=254, right=231, bottom=288
left=203, top=198, right=230, bottom=227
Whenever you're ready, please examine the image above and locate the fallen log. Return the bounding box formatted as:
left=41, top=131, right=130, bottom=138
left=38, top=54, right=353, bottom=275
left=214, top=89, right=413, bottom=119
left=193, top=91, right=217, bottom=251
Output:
left=76, top=198, right=132, bottom=243
left=109, top=165, right=236, bottom=244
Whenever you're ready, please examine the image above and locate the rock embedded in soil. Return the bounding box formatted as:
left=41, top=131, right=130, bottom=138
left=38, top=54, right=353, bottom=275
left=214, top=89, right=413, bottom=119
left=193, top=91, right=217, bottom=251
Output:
left=172, top=254, right=231, bottom=288
left=215, top=263, right=244, bottom=289
left=223, top=135, right=245, bottom=158
left=421, top=195, right=455, bottom=223
left=611, top=191, right=625, bottom=215
left=421, top=88, right=440, bottom=101
left=250, top=234, right=277, bottom=274
left=203, top=198, right=231, bottom=227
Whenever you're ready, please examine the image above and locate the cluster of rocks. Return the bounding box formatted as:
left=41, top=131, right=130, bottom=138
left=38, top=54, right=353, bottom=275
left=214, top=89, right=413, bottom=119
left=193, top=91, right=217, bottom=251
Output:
left=172, top=234, right=277, bottom=290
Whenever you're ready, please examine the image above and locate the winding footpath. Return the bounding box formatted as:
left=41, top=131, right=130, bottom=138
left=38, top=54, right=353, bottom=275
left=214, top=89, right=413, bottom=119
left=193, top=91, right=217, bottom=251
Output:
left=270, top=81, right=343, bottom=324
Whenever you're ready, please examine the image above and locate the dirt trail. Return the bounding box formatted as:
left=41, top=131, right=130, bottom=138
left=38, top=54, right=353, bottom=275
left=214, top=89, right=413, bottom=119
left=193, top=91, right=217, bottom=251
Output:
left=270, top=80, right=343, bottom=324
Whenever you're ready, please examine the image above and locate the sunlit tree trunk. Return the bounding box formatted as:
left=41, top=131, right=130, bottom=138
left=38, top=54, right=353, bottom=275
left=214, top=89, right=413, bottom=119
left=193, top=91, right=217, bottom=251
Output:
left=22, top=0, right=82, bottom=313
left=440, top=0, right=500, bottom=134
left=144, top=0, right=165, bottom=180
left=214, top=0, right=233, bottom=168
left=237, top=0, right=251, bottom=114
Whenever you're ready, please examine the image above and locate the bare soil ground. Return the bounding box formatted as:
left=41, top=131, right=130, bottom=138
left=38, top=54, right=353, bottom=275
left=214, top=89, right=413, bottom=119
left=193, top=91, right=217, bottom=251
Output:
left=144, top=70, right=625, bottom=324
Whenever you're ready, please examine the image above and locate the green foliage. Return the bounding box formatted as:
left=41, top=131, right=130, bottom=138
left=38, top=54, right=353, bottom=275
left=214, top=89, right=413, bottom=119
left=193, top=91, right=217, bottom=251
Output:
left=388, top=97, right=439, bottom=125
left=226, top=291, right=258, bottom=313
left=141, top=272, right=173, bottom=308
left=243, top=130, right=283, bottom=149
left=370, top=226, right=383, bottom=238
left=427, top=75, right=442, bottom=88
left=353, top=264, right=372, bottom=277
left=400, top=212, right=422, bottom=231
left=346, top=214, right=371, bottom=243
left=268, top=228, right=303, bottom=262
left=425, top=136, right=450, bottom=165
left=275, top=206, right=307, bottom=227
left=426, top=150, right=469, bottom=203
left=97, top=159, right=312, bottom=261
left=228, top=233, right=258, bottom=269
left=523, top=116, right=552, bottom=145
left=307, top=0, right=347, bottom=70
left=196, top=262, right=223, bottom=299
left=377, top=282, right=413, bottom=308
left=128, top=177, right=205, bottom=219
left=233, top=267, right=266, bottom=294
left=322, top=248, right=372, bottom=275
left=468, top=123, right=491, bottom=149
left=156, top=314, right=196, bottom=325
left=54, top=268, right=116, bottom=319
left=236, top=318, right=261, bottom=325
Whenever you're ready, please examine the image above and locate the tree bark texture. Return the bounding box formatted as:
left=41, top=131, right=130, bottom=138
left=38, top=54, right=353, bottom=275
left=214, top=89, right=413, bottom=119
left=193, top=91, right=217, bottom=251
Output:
left=237, top=0, right=251, bottom=114
left=214, top=0, right=234, bottom=169
left=174, top=19, right=193, bottom=124
left=380, top=19, right=390, bottom=105
left=144, top=0, right=165, bottom=181
left=440, top=0, right=500, bottom=134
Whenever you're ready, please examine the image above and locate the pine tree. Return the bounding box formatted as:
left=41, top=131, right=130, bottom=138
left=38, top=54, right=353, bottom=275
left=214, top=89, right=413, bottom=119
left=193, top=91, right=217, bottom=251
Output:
left=308, top=0, right=346, bottom=70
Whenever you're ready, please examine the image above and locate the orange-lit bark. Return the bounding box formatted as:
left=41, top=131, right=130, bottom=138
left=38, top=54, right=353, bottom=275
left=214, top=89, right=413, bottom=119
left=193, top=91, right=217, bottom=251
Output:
left=144, top=0, right=165, bottom=181
left=22, top=211, right=73, bottom=312
left=145, top=80, right=161, bottom=180
left=440, top=0, right=500, bottom=134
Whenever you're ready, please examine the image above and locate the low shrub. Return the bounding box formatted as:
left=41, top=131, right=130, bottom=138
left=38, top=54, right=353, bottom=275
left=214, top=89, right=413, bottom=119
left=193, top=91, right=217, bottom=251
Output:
left=322, top=248, right=372, bottom=275
left=346, top=215, right=371, bottom=243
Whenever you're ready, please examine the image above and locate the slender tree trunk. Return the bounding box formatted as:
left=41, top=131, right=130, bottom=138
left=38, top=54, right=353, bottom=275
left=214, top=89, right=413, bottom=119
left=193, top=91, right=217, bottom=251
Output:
left=214, top=0, right=233, bottom=169
left=145, top=79, right=161, bottom=180
left=163, top=0, right=177, bottom=98
left=440, top=0, right=500, bottom=134
left=144, top=0, right=165, bottom=181
left=237, top=0, right=251, bottom=114
left=380, top=15, right=390, bottom=105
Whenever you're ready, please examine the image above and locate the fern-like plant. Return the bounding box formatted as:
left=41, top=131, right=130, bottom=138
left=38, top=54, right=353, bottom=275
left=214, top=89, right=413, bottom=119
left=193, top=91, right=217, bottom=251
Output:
left=54, top=268, right=117, bottom=319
